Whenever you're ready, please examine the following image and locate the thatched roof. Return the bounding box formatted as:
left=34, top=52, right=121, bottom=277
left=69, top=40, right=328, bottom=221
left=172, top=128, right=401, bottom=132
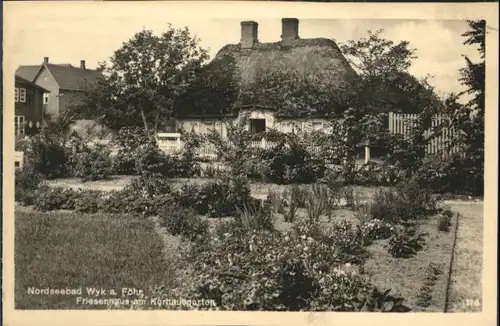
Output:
left=175, top=20, right=359, bottom=119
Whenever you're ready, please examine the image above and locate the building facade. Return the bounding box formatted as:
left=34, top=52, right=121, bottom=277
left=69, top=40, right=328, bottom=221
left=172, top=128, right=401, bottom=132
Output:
left=15, top=57, right=103, bottom=119
left=14, top=75, right=50, bottom=137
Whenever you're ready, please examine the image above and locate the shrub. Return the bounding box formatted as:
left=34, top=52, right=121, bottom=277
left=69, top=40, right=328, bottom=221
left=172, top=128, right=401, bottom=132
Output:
left=159, top=206, right=209, bottom=242
left=387, top=226, right=426, bottom=258
left=437, top=209, right=454, bottom=232
left=134, top=140, right=176, bottom=177
left=25, top=134, right=68, bottom=179
left=74, top=190, right=107, bottom=214
left=202, top=177, right=252, bottom=218
left=15, top=167, right=43, bottom=206
left=73, top=144, right=113, bottom=182
left=395, top=178, right=438, bottom=219
left=359, top=219, right=395, bottom=242
left=260, top=135, right=326, bottom=184
left=97, top=175, right=174, bottom=217
left=370, top=188, right=403, bottom=223
left=33, top=187, right=79, bottom=211
left=174, top=183, right=210, bottom=215
left=328, top=220, right=366, bottom=263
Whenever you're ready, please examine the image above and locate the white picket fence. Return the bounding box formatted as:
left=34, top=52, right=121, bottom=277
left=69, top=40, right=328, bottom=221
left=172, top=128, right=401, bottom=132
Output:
left=388, top=112, right=462, bottom=156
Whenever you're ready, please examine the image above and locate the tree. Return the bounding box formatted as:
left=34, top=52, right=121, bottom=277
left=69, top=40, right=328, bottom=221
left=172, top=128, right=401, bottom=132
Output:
left=75, top=26, right=209, bottom=132
left=174, top=54, right=240, bottom=118
left=339, top=29, right=442, bottom=114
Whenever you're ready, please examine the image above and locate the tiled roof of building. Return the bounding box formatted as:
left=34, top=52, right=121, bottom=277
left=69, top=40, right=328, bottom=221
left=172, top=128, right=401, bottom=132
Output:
left=15, top=63, right=103, bottom=91
left=15, top=75, right=50, bottom=92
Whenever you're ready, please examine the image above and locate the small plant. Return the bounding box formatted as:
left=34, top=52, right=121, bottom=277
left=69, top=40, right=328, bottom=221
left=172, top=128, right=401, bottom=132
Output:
left=416, top=285, right=433, bottom=307
left=387, top=227, right=426, bottom=258
left=437, top=209, right=454, bottom=232
left=236, top=200, right=275, bottom=231
left=416, top=262, right=444, bottom=308
left=159, top=206, right=209, bottom=242
left=356, top=288, right=410, bottom=312
left=266, top=189, right=284, bottom=215
left=355, top=202, right=372, bottom=224
left=283, top=185, right=304, bottom=222
left=304, top=184, right=331, bottom=222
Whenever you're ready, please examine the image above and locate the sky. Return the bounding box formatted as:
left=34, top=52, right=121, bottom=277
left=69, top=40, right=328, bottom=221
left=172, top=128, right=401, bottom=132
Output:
left=4, top=2, right=484, bottom=100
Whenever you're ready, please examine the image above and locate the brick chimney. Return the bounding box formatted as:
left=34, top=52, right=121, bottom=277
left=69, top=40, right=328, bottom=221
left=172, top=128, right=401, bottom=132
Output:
left=80, top=60, right=86, bottom=70
left=240, top=21, right=258, bottom=49
left=281, top=18, right=299, bottom=45
left=43, top=57, right=49, bottom=64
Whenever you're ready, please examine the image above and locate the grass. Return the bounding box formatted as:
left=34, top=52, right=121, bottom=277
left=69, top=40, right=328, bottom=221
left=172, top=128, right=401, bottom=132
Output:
left=445, top=202, right=483, bottom=312
left=15, top=209, right=178, bottom=309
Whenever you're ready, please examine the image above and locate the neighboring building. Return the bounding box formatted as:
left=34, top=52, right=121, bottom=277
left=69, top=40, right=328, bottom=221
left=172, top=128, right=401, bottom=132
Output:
left=15, top=57, right=103, bottom=119
left=14, top=75, right=50, bottom=137
left=174, top=18, right=359, bottom=137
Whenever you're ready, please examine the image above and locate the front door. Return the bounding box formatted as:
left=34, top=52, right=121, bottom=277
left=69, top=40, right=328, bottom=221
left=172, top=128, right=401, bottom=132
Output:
left=249, top=119, right=266, bottom=133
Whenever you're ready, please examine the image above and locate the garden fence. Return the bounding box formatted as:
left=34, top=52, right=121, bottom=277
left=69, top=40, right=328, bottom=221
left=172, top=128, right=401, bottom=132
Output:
left=388, top=112, right=462, bottom=156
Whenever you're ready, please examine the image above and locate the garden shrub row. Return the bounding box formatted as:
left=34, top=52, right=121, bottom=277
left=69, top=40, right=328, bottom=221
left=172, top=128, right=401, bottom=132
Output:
left=166, top=219, right=410, bottom=312
left=16, top=171, right=254, bottom=220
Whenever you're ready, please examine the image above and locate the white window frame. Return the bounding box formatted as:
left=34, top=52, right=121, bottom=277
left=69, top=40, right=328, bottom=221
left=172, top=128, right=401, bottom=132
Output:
left=204, top=122, right=216, bottom=135
left=43, top=92, right=49, bottom=104
left=19, top=88, right=27, bottom=103
left=15, top=88, right=19, bottom=102
left=15, top=115, right=25, bottom=136
left=312, top=122, right=323, bottom=131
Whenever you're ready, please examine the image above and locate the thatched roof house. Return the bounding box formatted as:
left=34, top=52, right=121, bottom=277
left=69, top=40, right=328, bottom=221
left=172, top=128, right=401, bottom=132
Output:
left=174, top=18, right=360, bottom=136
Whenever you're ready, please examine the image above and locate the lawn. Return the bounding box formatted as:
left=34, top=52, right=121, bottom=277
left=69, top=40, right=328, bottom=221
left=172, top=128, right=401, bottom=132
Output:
left=15, top=208, right=179, bottom=309
left=446, top=202, right=484, bottom=312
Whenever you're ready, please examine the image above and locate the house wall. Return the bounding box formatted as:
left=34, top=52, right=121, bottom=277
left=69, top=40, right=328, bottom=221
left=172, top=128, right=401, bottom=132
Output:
left=177, top=109, right=333, bottom=136
left=15, top=80, right=46, bottom=135
left=33, top=67, right=60, bottom=117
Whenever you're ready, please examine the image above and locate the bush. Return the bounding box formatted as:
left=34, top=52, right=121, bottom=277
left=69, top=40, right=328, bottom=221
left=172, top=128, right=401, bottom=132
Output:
left=359, top=219, right=395, bottom=242
left=33, top=187, right=79, bottom=211
left=74, top=190, right=107, bottom=214
left=260, top=136, right=326, bottom=184
left=370, top=179, right=438, bottom=223
left=174, top=219, right=404, bottom=311
left=73, top=144, right=113, bottom=182
left=159, top=206, right=209, bottom=242
left=387, top=226, right=426, bottom=258
left=101, top=175, right=175, bottom=217
left=175, top=177, right=252, bottom=218
left=15, top=167, right=43, bottom=206
left=25, top=134, right=68, bottom=179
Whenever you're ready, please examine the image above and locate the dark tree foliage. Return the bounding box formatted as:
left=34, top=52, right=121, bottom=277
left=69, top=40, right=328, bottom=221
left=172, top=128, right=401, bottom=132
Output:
left=73, top=26, right=209, bottom=132
left=339, top=29, right=442, bottom=114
